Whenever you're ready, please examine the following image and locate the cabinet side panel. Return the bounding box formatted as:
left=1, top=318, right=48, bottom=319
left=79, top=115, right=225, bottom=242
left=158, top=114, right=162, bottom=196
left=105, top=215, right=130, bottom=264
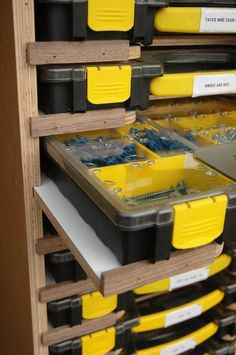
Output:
left=0, top=1, right=47, bottom=354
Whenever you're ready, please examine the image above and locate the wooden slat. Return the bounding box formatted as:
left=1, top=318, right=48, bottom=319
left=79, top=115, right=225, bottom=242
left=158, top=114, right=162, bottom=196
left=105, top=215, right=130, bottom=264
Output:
left=42, top=312, right=122, bottom=347
left=39, top=279, right=96, bottom=303
left=27, top=41, right=140, bottom=65
left=101, top=243, right=223, bottom=296
left=151, top=35, right=236, bottom=47
left=30, top=109, right=136, bottom=138
left=36, top=236, right=66, bottom=255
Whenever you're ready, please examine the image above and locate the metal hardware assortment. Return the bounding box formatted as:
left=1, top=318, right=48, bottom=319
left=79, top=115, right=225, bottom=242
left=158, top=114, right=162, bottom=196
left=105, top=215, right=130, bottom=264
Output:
left=64, top=135, right=144, bottom=167
left=184, top=126, right=236, bottom=145
left=212, top=128, right=236, bottom=144
left=129, top=128, right=192, bottom=153
left=123, top=181, right=191, bottom=205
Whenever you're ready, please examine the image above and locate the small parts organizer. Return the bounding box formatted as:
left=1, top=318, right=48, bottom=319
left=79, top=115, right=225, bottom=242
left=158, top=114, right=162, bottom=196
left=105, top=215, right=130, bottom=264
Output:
left=3, top=1, right=236, bottom=355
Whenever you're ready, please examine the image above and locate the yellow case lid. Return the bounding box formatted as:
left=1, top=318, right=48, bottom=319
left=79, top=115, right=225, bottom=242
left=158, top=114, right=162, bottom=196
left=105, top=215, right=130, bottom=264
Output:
left=150, top=70, right=236, bottom=97
left=133, top=289, right=224, bottom=333
left=137, top=322, right=218, bottom=355
left=155, top=7, right=201, bottom=33
left=134, top=254, right=231, bottom=295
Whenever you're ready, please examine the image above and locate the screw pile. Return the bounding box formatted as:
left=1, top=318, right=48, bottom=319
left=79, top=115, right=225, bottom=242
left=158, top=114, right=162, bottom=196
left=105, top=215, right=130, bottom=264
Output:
left=129, top=128, right=192, bottom=153
left=124, top=181, right=189, bottom=205
left=64, top=135, right=143, bottom=167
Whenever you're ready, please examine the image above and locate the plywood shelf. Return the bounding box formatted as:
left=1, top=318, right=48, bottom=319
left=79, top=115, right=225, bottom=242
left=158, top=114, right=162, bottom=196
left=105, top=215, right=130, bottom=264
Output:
left=30, top=109, right=136, bottom=137
left=34, top=175, right=223, bottom=298
left=27, top=40, right=140, bottom=65
left=150, top=35, right=236, bottom=47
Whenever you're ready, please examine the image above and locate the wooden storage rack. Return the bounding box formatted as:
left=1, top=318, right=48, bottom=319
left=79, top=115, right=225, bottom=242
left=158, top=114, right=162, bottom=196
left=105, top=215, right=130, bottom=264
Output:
left=0, top=2, right=235, bottom=355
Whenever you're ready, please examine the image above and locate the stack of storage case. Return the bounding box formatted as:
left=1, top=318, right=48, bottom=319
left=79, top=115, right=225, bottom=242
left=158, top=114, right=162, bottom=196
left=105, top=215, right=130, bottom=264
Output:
left=45, top=223, right=236, bottom=354
left=36, top=0, right=236, bottom=45
left=35, top=0, right=236, bottom=353
left=131, top=240, right=236, bottom=353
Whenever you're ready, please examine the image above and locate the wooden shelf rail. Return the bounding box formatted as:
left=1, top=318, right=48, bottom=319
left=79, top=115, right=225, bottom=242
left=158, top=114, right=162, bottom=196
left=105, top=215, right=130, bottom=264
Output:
left=27, top=40, right=140, bottom=65
left=150, top=35, right=236, bottom=47
left=42, top=312, right=122, bottom=347
left=39, top=279, right=96, bottom=303
left=30, top=109, right=136, bottom=138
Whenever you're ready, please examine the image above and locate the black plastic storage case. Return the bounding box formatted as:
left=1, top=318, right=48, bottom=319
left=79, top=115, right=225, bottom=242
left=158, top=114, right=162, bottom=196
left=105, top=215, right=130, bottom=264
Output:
left=35, top=0, right=167, bottom=45
left=48, top=291, right=136, bottom=327
left=134, top=308, right=236, bottom=353
left=38, top=61, right=163, bottom=114
left=224, top=240, right=236, bottom=273
left=46, top=250, right=87, bottom=283
left=49, top=311, right=138, bottom=355
left=36, top=0, right=236, bottom=45
left=38, top=47, right=236, bottom=114
left=193, top=338, right=236, bottom=355
left=206, top=271, right=236, bottom=307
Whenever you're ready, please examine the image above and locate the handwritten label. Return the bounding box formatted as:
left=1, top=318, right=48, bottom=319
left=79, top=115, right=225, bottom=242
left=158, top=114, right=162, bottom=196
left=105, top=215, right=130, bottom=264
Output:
left=200, top=8, right=236, bottom=33
left=169, top=267, right=209, bottom=291
left=165, top=304, right=202, bottom=327
left=160, top=338, right=196, bottom=355
left=193, top=74, right=236, bottom=97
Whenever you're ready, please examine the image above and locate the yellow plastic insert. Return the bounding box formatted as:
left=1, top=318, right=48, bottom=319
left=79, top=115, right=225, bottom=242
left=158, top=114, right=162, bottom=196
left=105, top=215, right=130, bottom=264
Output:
left=172, top=194, right=227, bottom=249
left=87, top=0, right=135, bottom=31
left=155, top=7, right=202, bottom=33
left=133, top=289, right=224, bottom=333
left=134, top=254, right=231, bottom=294
left=150, top=70, right=236, bottom=97
left=157, top=111, right=236, bottom=147
left=87, top=65, right=131, bottom=105
left=137, top=322, right=218, bottom=355
left=81, top=291, right=117, bottom=319
left=82, top=327, right=115, bottom=355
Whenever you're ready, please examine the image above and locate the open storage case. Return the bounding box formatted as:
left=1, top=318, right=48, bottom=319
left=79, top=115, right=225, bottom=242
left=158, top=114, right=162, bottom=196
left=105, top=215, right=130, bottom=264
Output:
left=42, top=113, right=236, bottom=265
left=35, top=0, right=236, bottom=45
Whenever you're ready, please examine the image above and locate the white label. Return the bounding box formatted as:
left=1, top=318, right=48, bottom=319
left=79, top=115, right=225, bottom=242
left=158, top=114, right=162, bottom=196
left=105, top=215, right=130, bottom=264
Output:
left=169, top=267, right=209, bottom=291
left=160, top=338, right=196, bottom=355
left=165, top=304, right=202, bottom=327
left=200, top=8, right=236, bottom=33
left=192, top=74, right=236, bottom=97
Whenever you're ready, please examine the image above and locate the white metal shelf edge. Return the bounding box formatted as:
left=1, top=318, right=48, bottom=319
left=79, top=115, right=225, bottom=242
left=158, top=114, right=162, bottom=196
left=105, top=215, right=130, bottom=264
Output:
left=35, top=174, right=120, bottom=278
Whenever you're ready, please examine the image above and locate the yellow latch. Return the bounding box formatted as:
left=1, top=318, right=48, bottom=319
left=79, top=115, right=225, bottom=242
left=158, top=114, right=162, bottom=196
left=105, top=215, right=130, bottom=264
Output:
left=82, top=327, right=115, bottom=355
left=87, top=65, right=132, bottom=105
left=81, top=291, right=117, bottom=319
left=172, top=195, right=227, bottom=249
left=87, top=0, right=135, bottom=31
